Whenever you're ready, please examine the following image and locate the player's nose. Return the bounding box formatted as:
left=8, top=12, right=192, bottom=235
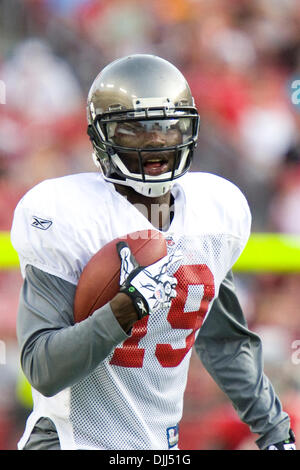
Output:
left=143, top=130, right=166, bottom=148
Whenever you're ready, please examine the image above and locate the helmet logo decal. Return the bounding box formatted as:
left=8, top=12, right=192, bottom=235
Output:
left=133, top=97, right=174, bottom=110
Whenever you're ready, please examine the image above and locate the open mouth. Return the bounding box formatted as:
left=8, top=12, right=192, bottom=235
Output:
left=143, top=158, right=169, bottom=176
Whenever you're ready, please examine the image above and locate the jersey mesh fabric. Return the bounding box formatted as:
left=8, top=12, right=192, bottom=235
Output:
left=12, top=172, right=251, bottom=450
left=69, top=233, right=232, bottom=450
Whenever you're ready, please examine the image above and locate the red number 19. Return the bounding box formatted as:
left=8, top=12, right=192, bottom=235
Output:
left=110, top=264, right=215, bottom=368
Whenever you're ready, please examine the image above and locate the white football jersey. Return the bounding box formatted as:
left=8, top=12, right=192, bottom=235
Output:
left=11, top=171, right=251, bottom=450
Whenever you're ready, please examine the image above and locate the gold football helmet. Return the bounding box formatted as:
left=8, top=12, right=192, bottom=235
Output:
left=87, top=54, right=199, bottom=197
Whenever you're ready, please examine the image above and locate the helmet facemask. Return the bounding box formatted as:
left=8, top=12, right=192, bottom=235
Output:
left=88, top=104, right=200, bottom=197
left=87, top=55, right=200, bottom=197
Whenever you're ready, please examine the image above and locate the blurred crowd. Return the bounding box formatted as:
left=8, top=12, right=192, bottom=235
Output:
left=1, top=0, right=300, bottom=450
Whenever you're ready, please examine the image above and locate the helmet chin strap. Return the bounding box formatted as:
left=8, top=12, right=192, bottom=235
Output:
left=126, top=179, right=173, bottom=198
left=109, top=152, right=175, bottom=197
left=103, top=174, right=173, bottom=198
left=93, top=147, right=190, bottom=197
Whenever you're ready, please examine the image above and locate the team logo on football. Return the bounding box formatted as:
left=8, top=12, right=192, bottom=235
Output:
left=31, top=216, right=52, bottom=230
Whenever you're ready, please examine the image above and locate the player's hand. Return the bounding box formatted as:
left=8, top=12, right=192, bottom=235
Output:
left=116, top=241, right=182, bottom=319
left=266, top=429, right=296, bottom=450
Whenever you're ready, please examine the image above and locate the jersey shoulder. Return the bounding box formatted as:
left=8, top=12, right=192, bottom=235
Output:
left=11, top=173, right=114, bottom=282
left=180, top=171, right=249, bottom=209
left=14, top=172, right=109, bottom=211
left=178, top=171, right=252, bottom=247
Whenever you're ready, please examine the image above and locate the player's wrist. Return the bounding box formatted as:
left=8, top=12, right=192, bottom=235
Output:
left=120, top=283, right=150, bottom=319
left=110, top=293, right=139, bottom=333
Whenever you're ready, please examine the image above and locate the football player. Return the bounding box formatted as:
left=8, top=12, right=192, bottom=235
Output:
left=11, top=55, right=295, bottom=450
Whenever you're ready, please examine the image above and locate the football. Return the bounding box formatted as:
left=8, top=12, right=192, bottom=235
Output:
left=73, top=229, right=167, bottom=323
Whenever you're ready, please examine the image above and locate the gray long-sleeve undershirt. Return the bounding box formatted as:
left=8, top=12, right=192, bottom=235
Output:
left=17, top=264, right=128, bottom=397
left=17, top=265, right=290, bottom=449
left=195, top=271, right=290, bottom=449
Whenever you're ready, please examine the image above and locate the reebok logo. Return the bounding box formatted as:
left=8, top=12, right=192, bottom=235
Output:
left=31, top=216, right=52, bottom=230
left=136, top=298, right=148, bottom=316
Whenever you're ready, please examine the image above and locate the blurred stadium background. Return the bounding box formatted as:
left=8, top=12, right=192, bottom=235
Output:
left=1, top=0, right=300, bottom=450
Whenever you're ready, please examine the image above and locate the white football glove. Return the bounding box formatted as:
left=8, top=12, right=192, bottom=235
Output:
left=266, top=429, right=296, bottom=450
left=117, top=241, right=182, bottom=319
